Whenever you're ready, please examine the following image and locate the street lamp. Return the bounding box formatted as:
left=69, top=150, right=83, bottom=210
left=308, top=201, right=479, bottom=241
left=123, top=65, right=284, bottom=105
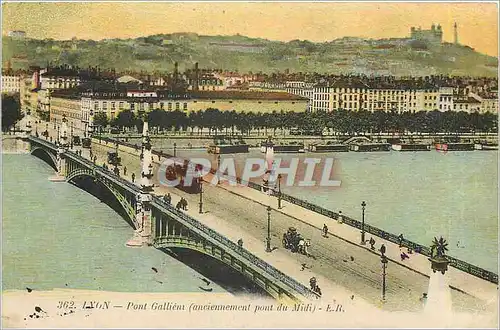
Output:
left=381, top=253, right=388, bottom=302
left=266, top=205, right=272, bottom=252
left=217, top=154, right=221, bottom=169
left=361, top=201, right=366, bottom=245
left=70, top=122, right=74, bottom=148
left=57, top=125, right=60, bottom=144
left=277, top=174, right=282, bottom=209
left=173, top=142, right=177, bottom=157
left=198, top=178, right=203, bottom=214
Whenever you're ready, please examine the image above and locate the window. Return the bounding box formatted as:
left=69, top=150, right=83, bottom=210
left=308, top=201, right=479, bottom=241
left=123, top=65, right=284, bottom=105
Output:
left=175, top=102, right=180, bottom=110
left=119, top=102, right=124, bottom=109
left=160, top=103, right=164, bottom=110
left=183, top=103, right=188, bottom=110
left=168, top=103, right=172, bottom=110
left=130, top=103, right=135, bottom=111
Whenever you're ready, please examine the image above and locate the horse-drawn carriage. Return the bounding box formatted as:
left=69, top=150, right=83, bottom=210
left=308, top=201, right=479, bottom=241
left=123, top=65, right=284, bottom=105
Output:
left=282, top=227, right=310, bottom=255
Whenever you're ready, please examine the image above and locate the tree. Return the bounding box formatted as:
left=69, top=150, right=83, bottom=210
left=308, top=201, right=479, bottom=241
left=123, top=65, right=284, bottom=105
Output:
left=93, top=112, right=109, bottom=132
left=116, top=110, right=136, bottom=130
left=1, top=94, right=22, bottom=132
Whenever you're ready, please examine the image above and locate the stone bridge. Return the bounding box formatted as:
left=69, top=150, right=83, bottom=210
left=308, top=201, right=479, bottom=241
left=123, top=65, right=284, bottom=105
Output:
left=26, top=135, right=320, bottom=304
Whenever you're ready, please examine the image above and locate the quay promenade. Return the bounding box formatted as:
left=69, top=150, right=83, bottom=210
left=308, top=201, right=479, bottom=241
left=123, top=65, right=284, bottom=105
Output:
left=82, top=134, right=495, bottom=314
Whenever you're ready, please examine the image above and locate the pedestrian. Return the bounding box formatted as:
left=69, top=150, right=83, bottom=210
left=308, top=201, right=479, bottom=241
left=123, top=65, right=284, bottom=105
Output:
left=380, top=244, right=386, bottom=256
left=369, top=237, right=376, bottom=250
left=420, top=293, right=428, bottom=306
left=176, top=201, right=182, bottom=210
left=124, top=166, right=127, bottom=176
left=322, top=224, right=328, bottom=237
left=238, top=238, right=243, bottom=249
left=167, top=193, right=172, bottom=204
left=183, top=198, right=188, bottom=211
left=131, top=173, right=135, bottom=183
left=398, top=233, right=404, bottom=247
left=315, top=286, right=322, bottom=296
left=309, top=277, right=317, bottom=291
left=337, top=211, right=343, bottom=224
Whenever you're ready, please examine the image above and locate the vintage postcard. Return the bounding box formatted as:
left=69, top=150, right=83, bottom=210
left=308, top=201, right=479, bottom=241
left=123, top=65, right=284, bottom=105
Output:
left=1, top=1, right=498, bottom=328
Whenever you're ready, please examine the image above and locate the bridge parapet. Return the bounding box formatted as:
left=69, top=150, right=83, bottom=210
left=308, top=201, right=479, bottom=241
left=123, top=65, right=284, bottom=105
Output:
left=152, top=197, right=320, bottom=301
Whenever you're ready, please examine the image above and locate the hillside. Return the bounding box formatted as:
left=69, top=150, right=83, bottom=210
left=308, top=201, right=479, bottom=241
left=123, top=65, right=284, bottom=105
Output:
left=2, top=33, right=498, bottom=77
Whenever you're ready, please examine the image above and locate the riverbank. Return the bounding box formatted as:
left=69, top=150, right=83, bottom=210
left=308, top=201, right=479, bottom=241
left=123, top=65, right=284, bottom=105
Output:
left=2, top=289, right=496, bottom=328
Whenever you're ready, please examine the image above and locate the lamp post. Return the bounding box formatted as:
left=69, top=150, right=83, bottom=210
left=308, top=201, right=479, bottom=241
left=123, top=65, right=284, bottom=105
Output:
left=173, top=142, right=177, bottom=157
left=198, top=178, right=203, bottom=214
left=57, top=125, right=60, bottom=144
left=266, top=205, right=272, bottom=252
left=381, top=253, right=388, bottom=302
left=70, top=122, right=74, bottom=149
left=217, top=154, right=221, bottom=169
left=361, top=201, right=366, bottom=245
left=277, top=174, right=282, bottom=209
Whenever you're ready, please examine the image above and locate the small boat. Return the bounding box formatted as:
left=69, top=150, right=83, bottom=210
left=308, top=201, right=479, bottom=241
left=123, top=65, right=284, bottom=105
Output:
left=260, top=141, right=305, bottom=153
left=198, top=286, right=213, bottom=292
left=474, top=143, right=498, bottom=151
left=309, top=143, right=349, bottom=152
left=435, top=143, right=474, bottom=151
left=208, top=136, right=249, bottom=154
left=391, top=143, right=431, bottom=151
left=350, top=143, right=391, bottom=152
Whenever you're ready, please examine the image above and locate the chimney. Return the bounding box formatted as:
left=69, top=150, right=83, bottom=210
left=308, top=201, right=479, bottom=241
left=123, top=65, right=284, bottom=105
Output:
left=194, top=62, right=199, bottom=91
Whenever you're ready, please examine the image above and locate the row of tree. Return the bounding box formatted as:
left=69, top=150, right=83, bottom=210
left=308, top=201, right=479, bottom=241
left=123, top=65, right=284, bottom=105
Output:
left=1, top=95, right=22, bottom=132
left=92, top=108, right=498, bottom=135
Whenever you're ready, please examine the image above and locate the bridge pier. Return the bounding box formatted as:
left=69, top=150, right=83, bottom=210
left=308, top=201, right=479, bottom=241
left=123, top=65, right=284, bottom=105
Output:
left=127, top=120, right=154, bottom=247
left=49, top=117, right=70, bottom=182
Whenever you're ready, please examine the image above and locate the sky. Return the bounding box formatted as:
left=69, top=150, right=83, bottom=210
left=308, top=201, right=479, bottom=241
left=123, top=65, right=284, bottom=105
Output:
left=2, top=2, right=499, bottom=56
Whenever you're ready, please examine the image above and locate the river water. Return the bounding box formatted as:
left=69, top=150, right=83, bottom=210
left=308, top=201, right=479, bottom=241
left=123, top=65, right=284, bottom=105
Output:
left=174, top=148, right=499, bottom=272
left=2, top=148, right=498, bottom=294
left=1, top=154, right=262, bottom=294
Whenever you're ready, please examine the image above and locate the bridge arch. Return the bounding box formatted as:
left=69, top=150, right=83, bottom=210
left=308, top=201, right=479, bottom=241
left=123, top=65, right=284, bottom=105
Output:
left=30, top=147, right=58, bottom=171
left=154, top=236, right=302, bottom=303
left=66, top=170, right=138, bottom=229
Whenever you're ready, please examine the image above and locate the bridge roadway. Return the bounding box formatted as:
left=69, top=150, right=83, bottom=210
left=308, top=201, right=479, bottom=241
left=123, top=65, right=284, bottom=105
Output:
left=83, top=135, right=496, bottom=314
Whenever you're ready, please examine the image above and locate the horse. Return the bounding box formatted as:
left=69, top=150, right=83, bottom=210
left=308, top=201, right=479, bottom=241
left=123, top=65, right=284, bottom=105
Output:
left=298, top=239, right=311, bottom=256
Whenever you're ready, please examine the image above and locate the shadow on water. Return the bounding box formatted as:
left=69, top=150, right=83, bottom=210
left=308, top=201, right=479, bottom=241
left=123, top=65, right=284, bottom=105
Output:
left=69, top=176, right=136, bottom=229
left=161, top=248, right=271, bottom=298
left=31, top=149, right=58, bottom=171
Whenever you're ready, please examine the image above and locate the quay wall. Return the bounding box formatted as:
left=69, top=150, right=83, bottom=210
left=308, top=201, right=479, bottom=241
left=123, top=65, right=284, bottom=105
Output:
left=2, top=135, right=30, bottom=154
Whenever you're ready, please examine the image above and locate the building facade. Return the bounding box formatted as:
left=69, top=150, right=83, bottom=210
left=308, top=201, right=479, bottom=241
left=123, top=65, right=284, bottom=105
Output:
left=1, top=74, right=21, bottom=94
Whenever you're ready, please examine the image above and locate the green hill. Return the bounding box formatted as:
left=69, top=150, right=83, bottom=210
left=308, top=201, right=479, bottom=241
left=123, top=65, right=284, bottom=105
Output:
left=2, top=33, right=498, bottom=77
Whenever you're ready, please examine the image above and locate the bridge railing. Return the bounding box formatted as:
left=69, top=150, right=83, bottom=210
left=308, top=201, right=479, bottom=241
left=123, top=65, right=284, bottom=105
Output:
left=88, top=136, right=499, bottom=285
left=151, top=197, right=320, bottom=300
left=208, top=168, right=498, bottom=284
left=65, top=151, right=141, bottom=194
